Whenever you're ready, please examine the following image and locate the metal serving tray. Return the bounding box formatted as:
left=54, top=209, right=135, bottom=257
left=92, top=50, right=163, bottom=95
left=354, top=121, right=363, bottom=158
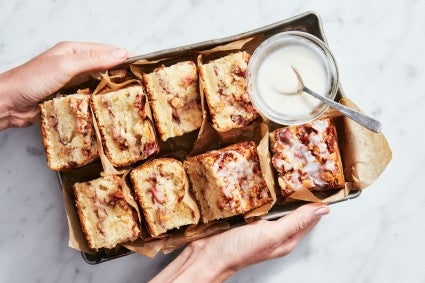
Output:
left=57, top=11, right=361, bottom=264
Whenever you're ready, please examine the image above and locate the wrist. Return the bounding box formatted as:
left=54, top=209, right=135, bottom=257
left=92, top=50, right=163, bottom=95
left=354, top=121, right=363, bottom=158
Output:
left=187, top=240, right=237, bottom=282
left=0, top=70, right=35, bottom=129
left=0, top=72, right=12, bottom=130
left=150, top=239, right=237, bottom=283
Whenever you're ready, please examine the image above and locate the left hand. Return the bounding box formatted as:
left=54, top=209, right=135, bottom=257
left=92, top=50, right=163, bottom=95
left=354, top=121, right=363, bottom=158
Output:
left=0, top=41, right=129, bottom=129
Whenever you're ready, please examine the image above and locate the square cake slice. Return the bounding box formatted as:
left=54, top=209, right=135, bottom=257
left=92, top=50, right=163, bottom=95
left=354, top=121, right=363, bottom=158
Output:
left=73, top=174, right=140, bottom=250
left=198, top=51, right=259, bottom=132
left=143, top=61, right=203, bottom=141
left=39, top=93, right=98, bottom=171
left=91, top=85, right=158, bottom=167
left=270, top=119, right=345, bottom=197
left=184, top=141, right=272, bottom=223
left=130, top=158, right=200, bottom=237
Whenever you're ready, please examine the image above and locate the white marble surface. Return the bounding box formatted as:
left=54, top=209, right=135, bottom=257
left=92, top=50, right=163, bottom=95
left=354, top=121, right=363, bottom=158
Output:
left=0, top=1, right=424, bottom=282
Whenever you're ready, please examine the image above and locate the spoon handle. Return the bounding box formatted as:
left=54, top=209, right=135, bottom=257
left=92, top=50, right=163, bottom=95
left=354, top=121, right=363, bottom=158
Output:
left=303, top=87, right=383, bottom=133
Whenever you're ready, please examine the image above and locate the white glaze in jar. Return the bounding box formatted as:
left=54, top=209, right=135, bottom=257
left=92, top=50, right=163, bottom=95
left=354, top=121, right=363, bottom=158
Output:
left=247, top=31, right=339, bottom=125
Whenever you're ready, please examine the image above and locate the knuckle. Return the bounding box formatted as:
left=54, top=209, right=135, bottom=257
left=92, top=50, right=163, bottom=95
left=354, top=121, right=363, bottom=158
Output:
left=188, top=237, right=210, bottom=255
left=89, top=49, right=101, bottom=63
left=285, top=236, right=298, bottom=253
left=254, top=219, right=269, bottom=227
left=276, top=237, right=296, bottom=256
left=281, top=245, right=293, bottom=256
left=53, top=41, right=80, bottom=57
left=60, top=40, right=71, bottom=46
left=297, top=218, right=311, bottom=231
left=54, top=41, right=71, bottom=49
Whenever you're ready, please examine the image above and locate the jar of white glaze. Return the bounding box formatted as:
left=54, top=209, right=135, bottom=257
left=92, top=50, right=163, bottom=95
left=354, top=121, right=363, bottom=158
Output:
left=247, top=31, right=339, bottom=125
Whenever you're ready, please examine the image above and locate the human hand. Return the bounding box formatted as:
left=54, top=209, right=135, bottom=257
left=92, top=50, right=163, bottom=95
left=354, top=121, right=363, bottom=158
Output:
left=0, top=41, right=129, bottom=129
left=152, top=203, right=330, bottom=283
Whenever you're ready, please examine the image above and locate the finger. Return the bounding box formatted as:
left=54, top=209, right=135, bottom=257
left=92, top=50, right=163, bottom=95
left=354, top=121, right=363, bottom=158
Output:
left=268, top=216, right=321, bottom=258
left=48, top=41, right=124, bottom=55
left=41, top=42, right=128, bottom=80
left=63, top=48, right=127, bottom=75
left=53, top=41, right=137, bottom=59
left=267, top=203, right=330, bottom=243
left=127, top=51, right=137, bottom=57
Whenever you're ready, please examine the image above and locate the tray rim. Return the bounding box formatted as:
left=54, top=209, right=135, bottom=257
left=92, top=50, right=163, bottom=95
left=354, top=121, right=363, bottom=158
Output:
left=122, top=11, right=328, bottom=65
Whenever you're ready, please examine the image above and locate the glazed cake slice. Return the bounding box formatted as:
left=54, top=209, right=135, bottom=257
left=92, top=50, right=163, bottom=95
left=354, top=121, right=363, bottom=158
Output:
left=91, top=85, right=158, bottom=167
left=270, top=119, right=345, bottom=197
left=198, top=51, right=259, bottom=132
left=184, top=141, right=272, bottom=223
left=130, top=158, right=200, bottom=237
left=143, top=61, right=203, bottom=141
left=73, top=174, right=140, bottom=250
left=39, top=93, right=98, bottom=171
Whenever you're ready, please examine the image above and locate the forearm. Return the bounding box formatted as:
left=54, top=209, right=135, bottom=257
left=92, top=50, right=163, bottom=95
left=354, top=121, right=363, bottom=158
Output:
left=150, top=241, right=236, bottom=283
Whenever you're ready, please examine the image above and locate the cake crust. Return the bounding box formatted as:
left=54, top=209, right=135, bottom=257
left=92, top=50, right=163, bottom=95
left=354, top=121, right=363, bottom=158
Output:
left=270, top=119, right=345, bottom=197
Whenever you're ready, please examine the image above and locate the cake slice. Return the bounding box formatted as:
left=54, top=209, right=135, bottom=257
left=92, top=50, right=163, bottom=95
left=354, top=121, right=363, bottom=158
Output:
left=270, top=119, right=345, bottom=197
left=143, top=61, right=203, bottom=141
left=39, top=93, right=98, bottom=171
left=130, top=158, right=200, bottom=237
left=73, top=174, right=140, bottom=250
left=184, top=141, right=272, bottom=223
left=198, top=51, right=259, bottom=132
left=91, top=85, right=158, bottom=167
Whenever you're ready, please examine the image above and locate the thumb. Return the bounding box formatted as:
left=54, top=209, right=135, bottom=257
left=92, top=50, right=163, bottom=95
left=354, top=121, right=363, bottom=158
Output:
left=60, top=46, right=129, bottom=77
left=271, top=203, right=330, bottom=242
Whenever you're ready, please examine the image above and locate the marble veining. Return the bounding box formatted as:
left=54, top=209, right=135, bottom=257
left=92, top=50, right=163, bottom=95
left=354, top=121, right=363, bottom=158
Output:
left=26, top=146, right=44, bottom=156
left=1, top=0, right=424, bottom=282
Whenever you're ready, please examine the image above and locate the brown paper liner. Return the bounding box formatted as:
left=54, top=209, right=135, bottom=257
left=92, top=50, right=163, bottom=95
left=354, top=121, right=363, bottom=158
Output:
left=197, top=36, right=261, bottom=58
left=162, top=221, right=231, bottom=254
left=63, top=185, right=94, bottom=254
left=90, top=107, right=126, bottom=176
left=181, top=183, right=201, bottom=224
left=322, top=186, right=351, bottom=203
left=132, top=57, right=173, bottom=66
left=30, top=109, right=42, bottom=128
left=118, top=171, right=142, bottom=223
left=59, top=164, right=102, bottom=254
left=123, top=239, right=164, bottom=258
left=288, top=187, right=324, bottom=203
left=244, top=124, right=277, bottom=219
left=339, top=97, right=392, bottom=189
left=92, top=70, right=140, bottom=95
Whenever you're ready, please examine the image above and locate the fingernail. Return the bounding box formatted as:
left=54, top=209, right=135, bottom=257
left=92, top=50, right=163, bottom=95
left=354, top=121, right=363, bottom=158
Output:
left=112, top=48, right=127, bottom=59
left=314, top=206, right=330, bottom=217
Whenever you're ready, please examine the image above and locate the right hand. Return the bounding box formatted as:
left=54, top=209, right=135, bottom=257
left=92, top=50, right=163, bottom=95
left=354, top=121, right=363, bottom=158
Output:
left=151, top=203, right=330, bottom=282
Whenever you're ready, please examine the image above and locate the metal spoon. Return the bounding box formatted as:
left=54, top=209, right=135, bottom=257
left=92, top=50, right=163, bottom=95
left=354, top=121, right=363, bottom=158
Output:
left=287, top=67, right=382, bottom=133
